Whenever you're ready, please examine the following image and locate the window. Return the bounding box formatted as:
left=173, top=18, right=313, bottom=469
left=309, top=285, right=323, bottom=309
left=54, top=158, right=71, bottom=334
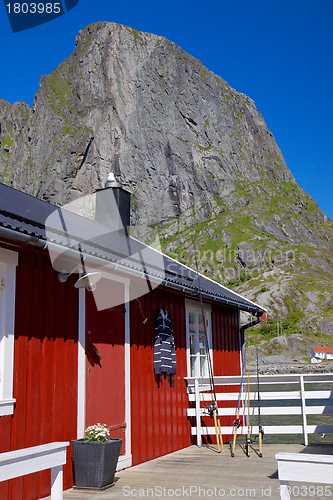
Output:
left=186, top=299, right=212, bottom=377
left=0, top=248, right=18, bottom=415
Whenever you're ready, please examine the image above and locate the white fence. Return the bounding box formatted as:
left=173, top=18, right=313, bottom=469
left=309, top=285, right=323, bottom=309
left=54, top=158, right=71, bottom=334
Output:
left=275, top=452, right=333, bottom=500
left=186, top=373, right=333, bottom=446
left=0, top=442, right=69, bottom=500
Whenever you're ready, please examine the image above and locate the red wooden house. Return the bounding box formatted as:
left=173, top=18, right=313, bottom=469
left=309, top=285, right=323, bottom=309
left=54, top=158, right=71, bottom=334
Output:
left=0, top=179, right=266, bottom=499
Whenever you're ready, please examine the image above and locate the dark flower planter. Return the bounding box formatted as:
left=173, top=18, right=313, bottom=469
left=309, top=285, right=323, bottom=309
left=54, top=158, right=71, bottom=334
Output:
left=72, top=438, right=123, bottom=490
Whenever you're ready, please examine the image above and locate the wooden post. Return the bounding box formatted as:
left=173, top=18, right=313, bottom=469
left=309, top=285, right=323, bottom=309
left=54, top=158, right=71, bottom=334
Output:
left=279, top=480, right=290, bottom=500
left=51, top=465, right=63, bottom=500
left=300, top=375, right=308, bottom=446
left=257, top=346, right=263, bottom=458
left=246, top=339, right=251, bottom=457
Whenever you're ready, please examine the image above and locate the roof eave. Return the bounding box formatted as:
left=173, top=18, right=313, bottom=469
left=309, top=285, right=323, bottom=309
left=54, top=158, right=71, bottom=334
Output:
left=162, top=278, right=265, bottom=316
left=0, top=224, right=266, bottom=316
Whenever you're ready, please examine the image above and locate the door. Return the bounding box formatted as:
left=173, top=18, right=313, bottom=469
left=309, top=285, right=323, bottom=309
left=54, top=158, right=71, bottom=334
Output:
left=85, top=280, right=126, bottom=453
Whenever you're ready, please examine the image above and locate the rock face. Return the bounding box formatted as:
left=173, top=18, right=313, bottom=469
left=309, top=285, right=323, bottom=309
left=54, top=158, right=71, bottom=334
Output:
left=0, top=22, right=333, bottom=342
left=0, top=23, right=300, bottom=219
left=0, top=99, right=32, bottom=186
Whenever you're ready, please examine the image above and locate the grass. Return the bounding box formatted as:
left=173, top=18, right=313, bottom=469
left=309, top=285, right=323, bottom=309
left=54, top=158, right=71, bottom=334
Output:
left=197, top=144, right=212, bottom=152
left=145, top=169, right=333, bottom=341
left=224, top=217, right=254, bottom=251
left=2, top=136, right=13, bottom=149
left=128, top=27, right=144, bottom=43
left=47, top=71, right=72, bottom=108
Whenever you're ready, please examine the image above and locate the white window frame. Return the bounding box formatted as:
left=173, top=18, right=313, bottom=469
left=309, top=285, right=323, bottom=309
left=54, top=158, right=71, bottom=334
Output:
left=185, top=298, right=213, bottom=378
left=0, top=248, right=18, bottom=416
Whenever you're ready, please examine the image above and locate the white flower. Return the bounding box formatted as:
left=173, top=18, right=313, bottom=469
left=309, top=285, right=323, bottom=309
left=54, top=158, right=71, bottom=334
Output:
left=84, top=423, right=110, bottom=442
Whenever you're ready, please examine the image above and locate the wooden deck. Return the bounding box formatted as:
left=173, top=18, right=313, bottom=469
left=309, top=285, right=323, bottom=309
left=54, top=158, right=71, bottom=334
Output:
left=41, top=443, right=333, bottom=500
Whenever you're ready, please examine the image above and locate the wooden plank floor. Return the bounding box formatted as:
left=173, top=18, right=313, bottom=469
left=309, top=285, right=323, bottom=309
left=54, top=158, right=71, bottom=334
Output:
left=41, top=443, right=333, bottom=500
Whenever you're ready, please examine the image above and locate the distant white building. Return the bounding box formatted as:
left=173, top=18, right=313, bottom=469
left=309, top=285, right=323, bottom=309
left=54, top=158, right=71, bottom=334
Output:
left=310, top=347, right=333, bottom=363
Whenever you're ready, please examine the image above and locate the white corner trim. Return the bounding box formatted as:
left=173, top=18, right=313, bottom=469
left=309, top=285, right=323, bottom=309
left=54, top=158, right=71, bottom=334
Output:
left=185, top=298, right=211, bottom=313
left=0, top=248, right=18, bottom=414
left=117, top=454, right=132, bottom=471
left=0, top=248, right=18, bottom=267
left=77, top=288, right=86, bottom=439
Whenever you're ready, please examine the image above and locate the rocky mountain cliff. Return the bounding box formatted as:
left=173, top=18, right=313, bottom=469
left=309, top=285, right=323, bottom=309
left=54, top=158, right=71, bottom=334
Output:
left=1, top=22, right=333, bottom=354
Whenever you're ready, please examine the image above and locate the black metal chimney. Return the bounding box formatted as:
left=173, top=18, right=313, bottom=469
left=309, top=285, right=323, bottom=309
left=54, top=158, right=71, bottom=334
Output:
left=95, top=173, right=131, bottom=236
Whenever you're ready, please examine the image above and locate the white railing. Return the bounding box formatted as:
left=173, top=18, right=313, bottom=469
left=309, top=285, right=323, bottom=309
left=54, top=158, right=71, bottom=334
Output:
left=0, top=442, right=69, bottom=500
left=275, top=452, right=333, bottom=500
left=186, top=374, right=333, bottom=446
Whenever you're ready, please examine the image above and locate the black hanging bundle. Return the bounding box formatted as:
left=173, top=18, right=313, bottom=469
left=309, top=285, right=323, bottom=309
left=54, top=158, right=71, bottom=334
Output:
left=153, top=307, right=177, bottom=375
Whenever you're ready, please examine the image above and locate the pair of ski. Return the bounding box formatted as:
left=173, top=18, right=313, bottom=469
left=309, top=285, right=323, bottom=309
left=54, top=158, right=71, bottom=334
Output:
left=231, top=336, right=263, bottom=457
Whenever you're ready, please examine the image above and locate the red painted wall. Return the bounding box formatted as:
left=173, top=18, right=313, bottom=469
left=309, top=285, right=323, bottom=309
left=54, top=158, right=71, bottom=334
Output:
left=0, top=241, right=243, bottom=498
left=212, top=305, right=240, bottom=375
left=85, top=281, right=126, bottom=452
left=0, top=245, right=78, bottom=500
left=130, top=287, right=191, bottom=466
left=130, top=291, right=241, bottom=461
left=210, top=305, right=241, bottom=443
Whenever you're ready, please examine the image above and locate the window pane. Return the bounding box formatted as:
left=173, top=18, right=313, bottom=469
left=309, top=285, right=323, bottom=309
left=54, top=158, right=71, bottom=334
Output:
left=198, top=313, right=204, bottom=335
left=187, top=309, right=211, bottom=378
left=190, top=356, right=196, bottom=377
left=200, top=355, right=208, bottom=377
left=189, top=312, right=196, bottom=333
left=199, top=334, right=207, bottom=355
left=190, top=333, right=197, bottom=355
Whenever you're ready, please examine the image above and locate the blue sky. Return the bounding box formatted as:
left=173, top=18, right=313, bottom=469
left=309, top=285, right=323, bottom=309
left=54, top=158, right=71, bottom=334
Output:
left=1, top=0, right=332, bottom=220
